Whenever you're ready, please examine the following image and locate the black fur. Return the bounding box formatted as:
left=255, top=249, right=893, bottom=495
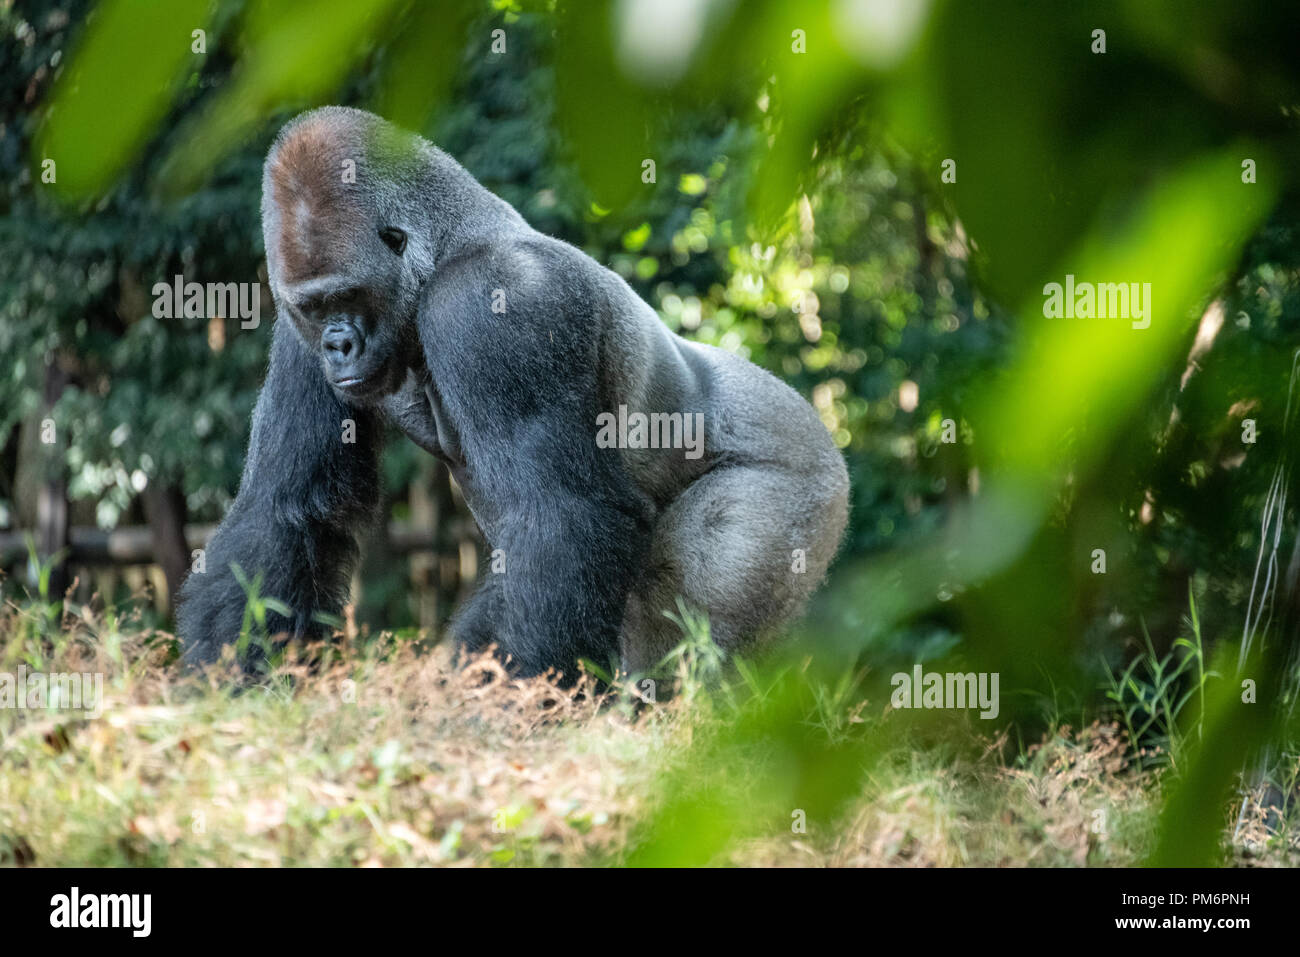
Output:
left=422, top=245, right=653, bottom=674
left=177, top=318, right=382, bottom=665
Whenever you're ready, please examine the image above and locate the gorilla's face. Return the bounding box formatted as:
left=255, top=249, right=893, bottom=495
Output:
left=276, top=237, right=418, bottom=403
left=262, top=110, right=431, bottom=403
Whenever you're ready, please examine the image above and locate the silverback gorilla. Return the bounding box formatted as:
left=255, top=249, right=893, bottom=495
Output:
left=178, top=107, right=849, bottom=677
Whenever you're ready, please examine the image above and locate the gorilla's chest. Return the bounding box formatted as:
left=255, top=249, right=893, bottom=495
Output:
left=382, top=372, right=500, bottom=527
left=381, top=372, right=463, bottom=468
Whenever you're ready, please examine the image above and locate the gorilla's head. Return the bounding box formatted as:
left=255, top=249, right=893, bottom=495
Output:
left=262, top=107, right=436, bottom=402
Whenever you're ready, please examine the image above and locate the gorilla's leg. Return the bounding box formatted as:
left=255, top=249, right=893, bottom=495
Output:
left=449, top=567, right=505, bottom=657
left=177, top=320, right=383, bottom=667
left=620, top=463, right=849, bottom=675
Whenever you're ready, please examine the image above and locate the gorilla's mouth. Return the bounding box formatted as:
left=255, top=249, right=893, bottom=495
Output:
left=331, top=372, right=378, bottom=397
left=327, top=356, right=401, bottom=400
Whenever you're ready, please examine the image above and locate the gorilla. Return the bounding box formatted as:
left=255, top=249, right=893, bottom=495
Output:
left=178, top=106, right=849, bottom=677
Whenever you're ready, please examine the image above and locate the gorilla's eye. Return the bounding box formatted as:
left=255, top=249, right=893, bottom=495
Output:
left=379, top=226, right=407, bottom=256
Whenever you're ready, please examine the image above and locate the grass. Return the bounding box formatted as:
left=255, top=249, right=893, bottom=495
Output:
left=1, top=580, right=1299, bottom=867
left=1102, top=585, right=1218, bottom=771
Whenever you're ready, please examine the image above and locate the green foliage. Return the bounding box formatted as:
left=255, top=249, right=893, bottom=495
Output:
left=1104, top=585, right=1218, bottom=768
left=230, top=562, right=291, bottom=670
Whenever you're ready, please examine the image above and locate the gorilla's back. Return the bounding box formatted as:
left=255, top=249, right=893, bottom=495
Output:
left=587, top=259, right=846, bottom=509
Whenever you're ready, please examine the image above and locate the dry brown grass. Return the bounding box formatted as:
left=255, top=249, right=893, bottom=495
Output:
left=3, top=594, right=1300, bottom=867
left=0, top=601, right=687, bottom=866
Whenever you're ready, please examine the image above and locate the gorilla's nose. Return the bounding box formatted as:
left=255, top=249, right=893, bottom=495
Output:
left=322, top=320, right=365, bottom=368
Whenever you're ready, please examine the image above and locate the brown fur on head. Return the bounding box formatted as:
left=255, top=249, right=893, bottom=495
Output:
left=266, top=113, right=366, bottom=288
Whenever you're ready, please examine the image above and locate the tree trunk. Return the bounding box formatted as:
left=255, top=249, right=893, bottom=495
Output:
left=141, top=481, right=191, bottom=610
left=36, top=361, right=70, bottom=600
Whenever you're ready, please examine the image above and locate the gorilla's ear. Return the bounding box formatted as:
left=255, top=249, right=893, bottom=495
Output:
left=379, top=226, right=407, bottom=256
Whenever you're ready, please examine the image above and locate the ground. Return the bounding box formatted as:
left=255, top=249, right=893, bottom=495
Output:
left=0, top=597, right=1297, bottom=867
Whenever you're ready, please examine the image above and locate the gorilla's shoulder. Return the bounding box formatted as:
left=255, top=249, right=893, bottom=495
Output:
left=426, top=233, right=603, bottom=323
left=418, top=234, right=609, bottom=389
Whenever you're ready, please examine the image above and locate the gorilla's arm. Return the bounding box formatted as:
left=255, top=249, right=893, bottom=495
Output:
left=177, top=319, right=383, bottom=665
left=422, top=247, right=652, bottom=677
